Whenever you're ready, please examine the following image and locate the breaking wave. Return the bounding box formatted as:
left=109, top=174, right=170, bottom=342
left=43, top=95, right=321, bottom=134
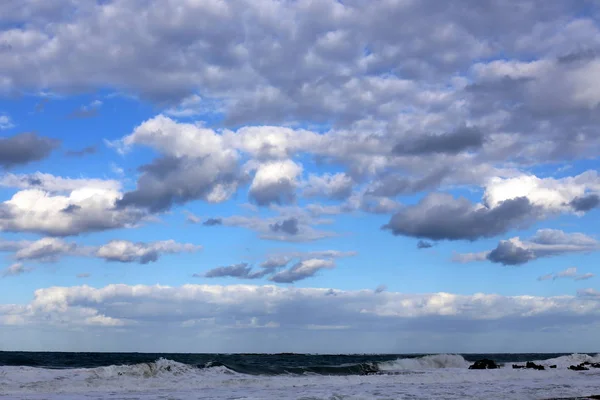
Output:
left=88, top=354, right=472, bottom=378
left=379, top=354, right=470, bottom=371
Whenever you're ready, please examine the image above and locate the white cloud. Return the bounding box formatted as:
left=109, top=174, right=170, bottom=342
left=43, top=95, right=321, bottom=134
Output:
left=248, top=160, right=303, bottom=206
left=484, top=171, right=600, bottom=212
left=0, top=187, right=144, bottom=236
left=96, top=240, right=202, bottom=264
left=14, top=237, right=78, bottom=262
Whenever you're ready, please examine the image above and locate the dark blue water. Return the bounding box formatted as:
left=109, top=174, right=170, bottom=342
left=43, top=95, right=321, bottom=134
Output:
left=0, top=351, right=591, bottom=375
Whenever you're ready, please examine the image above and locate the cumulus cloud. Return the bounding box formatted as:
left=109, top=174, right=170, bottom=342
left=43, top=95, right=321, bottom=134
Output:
left=483, top=171, right=600, bottom=213
left=117, top=155, right=242, bottom=212
left=457, top=229, right=600, bottom=266
left=0, top=132, right=60, bottom=169
left=383, top=193, right=539, bottom=241
left=0, top=186, right=144, bottom=236
left=96, top=240, right=201, bottom=264
left=115, top=115, right=244, bottom=212
left=248, top=160, right=302, bottom=206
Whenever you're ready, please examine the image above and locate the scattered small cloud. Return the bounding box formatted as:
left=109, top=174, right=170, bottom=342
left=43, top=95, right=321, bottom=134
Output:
left=455, top=229, right=600, bottom=266
left=67, top=100, right=102, bottom=119
left=203, top=218, right=223, bottom=226
left=202, top=263, right=268, bottom=280
left=0, top=115, right=15, bottom=130
left=76, top=272, right=91, bottom=278
left=417, top=240, right=434, bottom=249
left=2, top=263, right=32, bottom=277
left=270, top=258, right=335, bottom=283
left=34, top=98, right=50, bottom=113
left=375, top=284, right=387, bottom=293
left=65, top=145, right=97, bottom=157
left=569, top=194, right=600, bottom=212
left=0, top=132, right=60, bottom=169
left=269, top=217, right=299, bottom=235
left=537, top=267, right=595, bottom=282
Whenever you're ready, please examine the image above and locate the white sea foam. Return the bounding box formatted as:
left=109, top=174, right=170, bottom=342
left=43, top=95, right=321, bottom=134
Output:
left=1, top=355, right=599, bottom=399
left=379, top=353, right=471, bottom=370
left=531, top=353, right=600, bottom=369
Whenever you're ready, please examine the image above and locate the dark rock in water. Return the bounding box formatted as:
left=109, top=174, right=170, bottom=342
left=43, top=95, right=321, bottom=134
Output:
left=591, top=363, right=600, bottom=368
left=549, top=365, right=557, bottom=369
left=526, top=361, right=545, bottom=370
left=469, top=359, right=498, bottom=369
left=569, top=364, right=589, bottom=371
left=512, top=364, right=525, bottom=369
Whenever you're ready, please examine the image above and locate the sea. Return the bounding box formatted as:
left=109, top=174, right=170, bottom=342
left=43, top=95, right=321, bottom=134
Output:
left=1, top=352, right=599, bottom=399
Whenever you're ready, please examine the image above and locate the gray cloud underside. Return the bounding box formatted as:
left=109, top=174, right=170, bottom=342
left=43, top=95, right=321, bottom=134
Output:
left=0, top=132, right=60, bottom=169
left=200, top=250, right=356, bottom=282
left=383, top=194, right=541, bottom=241
left=569, top=194, right=600, bottom=212
left=117, top=155, right=244, bottom=213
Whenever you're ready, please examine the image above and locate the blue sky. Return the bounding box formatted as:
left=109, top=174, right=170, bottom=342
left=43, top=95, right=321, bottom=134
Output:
left=0, top=0, right=599, bottom=353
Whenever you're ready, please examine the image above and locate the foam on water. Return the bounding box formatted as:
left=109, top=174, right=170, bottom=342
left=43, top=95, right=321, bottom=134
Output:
left=531, top=353, right=600, bottom=369
left=1, top=354, right=599, bottom=399
left=379, top=353, right=471, bottom=370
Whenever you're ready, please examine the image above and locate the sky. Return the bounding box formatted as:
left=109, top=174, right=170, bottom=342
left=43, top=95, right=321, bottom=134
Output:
left=0, top=0, right=599, bottom=354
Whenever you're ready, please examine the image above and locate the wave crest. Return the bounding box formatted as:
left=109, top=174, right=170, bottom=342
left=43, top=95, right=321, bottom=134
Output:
left=379, top=354, right=470, bottom=371
left=91, top=358, right=202, bottom=378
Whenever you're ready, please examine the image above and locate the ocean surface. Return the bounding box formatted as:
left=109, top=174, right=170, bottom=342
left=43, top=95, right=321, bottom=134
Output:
left=1, top=351, right=599, bottom=399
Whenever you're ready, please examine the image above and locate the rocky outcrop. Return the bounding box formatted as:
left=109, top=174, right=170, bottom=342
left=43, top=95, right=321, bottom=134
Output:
left=569, top=364, right=589, bottom=371
left=512, top=361, right=545, bottom=370
left=526, top=361, right=545, bottom=370
left=468, top=359, right=498, bottom=369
